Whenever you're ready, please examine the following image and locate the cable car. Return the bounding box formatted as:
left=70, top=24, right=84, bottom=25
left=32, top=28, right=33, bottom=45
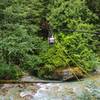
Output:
left=48, top=35, right=55, bottom=45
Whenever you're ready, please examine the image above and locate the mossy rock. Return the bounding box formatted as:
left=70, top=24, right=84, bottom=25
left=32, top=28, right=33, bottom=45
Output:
left=51, top=67, right=84, bottom=81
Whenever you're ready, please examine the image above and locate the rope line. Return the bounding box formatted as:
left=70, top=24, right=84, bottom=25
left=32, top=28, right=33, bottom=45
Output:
left=53, top=29, right=100, bottom=34
left=56, top=37, right=100, bottom=85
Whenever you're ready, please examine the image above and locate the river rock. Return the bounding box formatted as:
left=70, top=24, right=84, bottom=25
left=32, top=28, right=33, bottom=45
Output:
left=52, top=67, right=84, bottom=81
left=20, top=91, right=34, bottom=100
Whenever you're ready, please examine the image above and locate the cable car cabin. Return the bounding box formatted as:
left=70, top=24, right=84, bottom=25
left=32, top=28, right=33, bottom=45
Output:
left=40, top=18, right=55, bottom=45
left=48, top=35, right=55, bottom=45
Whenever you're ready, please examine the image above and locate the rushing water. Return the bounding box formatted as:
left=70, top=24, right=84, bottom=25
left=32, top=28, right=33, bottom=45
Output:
left=0, top=71, right=100, bottom=100
left=32, top=74, right=100, bottom=100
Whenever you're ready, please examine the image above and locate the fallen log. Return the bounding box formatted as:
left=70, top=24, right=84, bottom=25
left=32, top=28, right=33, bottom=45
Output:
left=0, top=80, right=65, bottom=84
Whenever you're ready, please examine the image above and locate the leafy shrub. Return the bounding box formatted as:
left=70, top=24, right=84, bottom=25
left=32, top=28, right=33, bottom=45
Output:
left=0, top=24, right=44, bottom=73
left=0, top=0, right=99, bottom=79
left=0, top=0, right=45, bottom=76
left=36, top=38, right=68, bottom=78
left=0, top=63, right=22, bottom=80
left=37, top=29, right=98, bottom=78
left=58, top=33, right=98, bottom=72
left=47, top=0, right=98, bottom=30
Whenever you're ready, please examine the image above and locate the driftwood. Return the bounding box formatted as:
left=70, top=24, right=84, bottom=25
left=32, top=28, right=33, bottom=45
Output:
left=0, top=80, right=65, bottom=84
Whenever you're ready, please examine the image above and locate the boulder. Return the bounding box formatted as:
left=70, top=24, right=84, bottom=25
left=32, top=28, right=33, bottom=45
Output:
left=52, top=67, right=84, bottom=81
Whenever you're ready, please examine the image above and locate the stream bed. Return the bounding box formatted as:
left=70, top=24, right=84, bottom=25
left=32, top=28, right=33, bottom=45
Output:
left=0, top=71, right=100, bottom=100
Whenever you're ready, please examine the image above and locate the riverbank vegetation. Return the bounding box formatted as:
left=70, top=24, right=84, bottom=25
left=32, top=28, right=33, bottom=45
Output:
left=0, top=0, right=100, bottom=80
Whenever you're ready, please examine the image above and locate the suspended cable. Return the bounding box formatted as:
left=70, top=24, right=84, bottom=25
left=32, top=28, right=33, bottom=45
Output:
left=53, top=29, right=100, bottom=34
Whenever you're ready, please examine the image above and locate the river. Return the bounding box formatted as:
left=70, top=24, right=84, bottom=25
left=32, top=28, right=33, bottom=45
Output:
left=0, top=70, right=100, bottom=100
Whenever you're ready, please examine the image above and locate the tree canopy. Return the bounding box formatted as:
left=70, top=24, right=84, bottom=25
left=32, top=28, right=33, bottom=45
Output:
left=0, top=0, right=99, bottom=79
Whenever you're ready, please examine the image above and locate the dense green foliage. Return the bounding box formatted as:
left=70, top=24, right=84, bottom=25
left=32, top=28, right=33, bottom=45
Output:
left=0, top=63, right=22, bottom=79
left=36, top=0, right=99, bottom=78
left=0, top=0, right=99, bottom=79
left=87, top=0, right=100, bottom=17
left=0, top=0, right=45, bottom=79
left=38, top=32, right=98, bottom=78
left=48, top=0, right=98, bottom=28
